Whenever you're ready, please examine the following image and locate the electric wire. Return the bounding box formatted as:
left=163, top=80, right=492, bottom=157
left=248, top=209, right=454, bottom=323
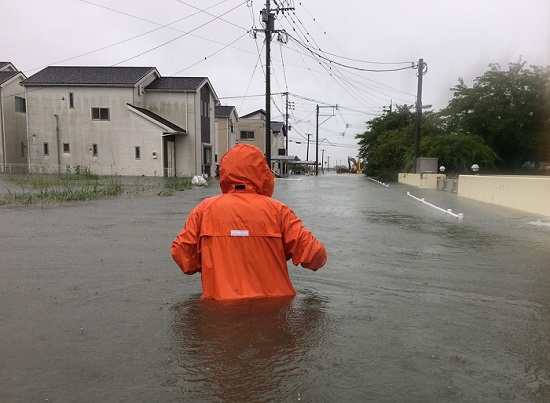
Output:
left=168, top=32, right=250, bottom=75
left=111, top=1, right=248, bottom=66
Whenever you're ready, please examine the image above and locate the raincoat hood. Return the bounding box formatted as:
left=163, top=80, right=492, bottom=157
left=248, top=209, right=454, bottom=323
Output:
left=219, top=144, right=274, bottom=197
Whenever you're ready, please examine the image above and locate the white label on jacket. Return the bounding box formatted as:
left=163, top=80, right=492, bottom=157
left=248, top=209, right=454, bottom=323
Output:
left=231, top=230, right=249, bottom=237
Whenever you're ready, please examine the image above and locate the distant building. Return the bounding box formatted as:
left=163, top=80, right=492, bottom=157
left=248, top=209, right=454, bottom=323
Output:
left=238, top=109, right=287, bottom=173
left=0, top=62, right=27, bottom=171
left=20, top=66, right=218, bottom=177
left=215, top=104, right=239, bottom=160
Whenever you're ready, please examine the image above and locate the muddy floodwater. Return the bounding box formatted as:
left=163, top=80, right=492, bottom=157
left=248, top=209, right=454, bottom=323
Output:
left=1, top=174, right=550, bottom=402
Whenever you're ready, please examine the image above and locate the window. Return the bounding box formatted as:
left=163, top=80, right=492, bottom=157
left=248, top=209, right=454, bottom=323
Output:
left=92, top=107, right=110, bottom=120
left=69, top=92, right=74, bottom=108
left=20, top=142, right=25, bottom=158
left=92, top=143, right=98, bottom=157
left=135, top=146, right=141, bottom=160
left=201, top=101, right=209, bottom=118
left=15, top=97, right=26, bottom=113
left=63, top=143, right=70, bottom=153
left=230, top=121, right=234, bottom=133
left=43, top=142, right=49, bottom=156
left=240, top=130, right=254, bottom=140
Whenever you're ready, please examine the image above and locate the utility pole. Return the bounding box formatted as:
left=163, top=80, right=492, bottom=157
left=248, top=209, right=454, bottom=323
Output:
left=315, top=104, right=336, bottom=176
left=256, top=1, right=293, bottom=169
left=306, top=133, right=311, bottom=161
left=327, top=156, right=330, bottom=172
left=413, top=58, right=427, bottom=173
left=284, top=91, right=289, bottom=175
left=263, top=1, right=273, bottom=168
left=321, top=149, right=326, bottom=174
left=283, top=92, right=294, bottom=176
left=315, top=105, right=319, bottom=175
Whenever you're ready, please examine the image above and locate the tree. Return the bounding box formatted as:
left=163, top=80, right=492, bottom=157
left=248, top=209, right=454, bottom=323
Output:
left=421, top=133, right=499, bottom=174
left=357, top=105, right=447, bottom=180
left=356, top=105, right=415, bottom=181
left=441, top=60, right=550, bottom=171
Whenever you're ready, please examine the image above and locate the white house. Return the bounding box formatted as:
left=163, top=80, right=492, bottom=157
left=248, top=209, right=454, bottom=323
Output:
left=20, top=66, right=218, bottom=177
left=0, top=62, right=27, bottom=171
left=238, top=109, right=287, bottom=174
left=215, top=104, right=239, bottom=163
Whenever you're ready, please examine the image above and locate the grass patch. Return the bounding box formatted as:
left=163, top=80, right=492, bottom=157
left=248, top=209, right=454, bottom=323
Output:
left=0, top=172, right=123, bottom=206
left=1, top=171, right=195, bottom=206
left=163, top=177, right=193, bottom=191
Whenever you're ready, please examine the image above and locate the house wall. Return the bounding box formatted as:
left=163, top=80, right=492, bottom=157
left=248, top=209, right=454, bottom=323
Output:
left=26, top=86, right=164, bottom=176
left=215, top=111, right=238, bottom=160
left=0, top=75, right=27, bottom=167
left=203, top=91, right=216, bottom=176
left=147, top=89, right=217, bottom=177
left=238, top=118, right=265, bottom=152
left=215, top=117, right=229, bottom=158
left=229, top=111, right=238, bottom=153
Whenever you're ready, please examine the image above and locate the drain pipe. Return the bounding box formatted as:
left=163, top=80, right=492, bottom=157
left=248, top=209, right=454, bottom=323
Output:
left=407, top=192, right=464, bottom=220
left=54, top=114, right=61, bottom=173
left=0, top=88, right=5, bottom=171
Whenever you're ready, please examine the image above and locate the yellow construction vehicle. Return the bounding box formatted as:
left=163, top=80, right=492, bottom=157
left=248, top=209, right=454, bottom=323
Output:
left=347, top=156, right=363, bottom=174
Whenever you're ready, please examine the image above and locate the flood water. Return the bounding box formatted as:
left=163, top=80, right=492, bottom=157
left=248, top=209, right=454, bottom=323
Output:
left=1, top=173, right=550, bottom=402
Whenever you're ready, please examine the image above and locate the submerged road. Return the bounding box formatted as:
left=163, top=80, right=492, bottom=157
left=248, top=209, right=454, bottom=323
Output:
left=1, top=173, right=550, bottom=402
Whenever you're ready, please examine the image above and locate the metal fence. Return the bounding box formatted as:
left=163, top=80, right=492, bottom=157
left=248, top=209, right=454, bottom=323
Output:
left=436, top=177, right=458, bottom=193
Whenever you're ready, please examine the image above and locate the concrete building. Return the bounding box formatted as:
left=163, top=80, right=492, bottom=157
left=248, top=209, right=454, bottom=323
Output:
left=238, top=109, right=287, bottom=173
left=0, top=62, right=27, bottom=172
left=215, top=104, right=239, bottom=164
left=20, top=66, right=218, bottom=177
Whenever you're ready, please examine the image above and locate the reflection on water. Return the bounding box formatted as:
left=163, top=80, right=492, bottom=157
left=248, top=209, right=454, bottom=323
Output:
left=521, top=266, right=550, bottom=401
left=170, top=291, right=330, bottom=402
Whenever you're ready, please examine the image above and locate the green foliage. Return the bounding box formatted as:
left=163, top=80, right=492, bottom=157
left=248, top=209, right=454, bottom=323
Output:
left=440, top=60, right=550, bottom=170
left=421, top=133, right=499, bottom=174
left=288, top=163, right=309, bottom=175
left=356, top=59, right=549, bottom=177
left=0, top=173, right=123, bottom=206
left=357, top=105, right=418, bottom=181
left=163, top=177, right=192, bottom=191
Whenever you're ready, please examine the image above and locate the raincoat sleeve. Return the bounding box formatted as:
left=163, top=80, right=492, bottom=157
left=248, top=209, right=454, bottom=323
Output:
left=280, top=205, right=327, bottom=271
left=171, top=206, right=202, bottom=275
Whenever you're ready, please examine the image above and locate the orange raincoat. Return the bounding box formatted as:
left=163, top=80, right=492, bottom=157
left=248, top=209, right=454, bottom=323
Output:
left=171, top=144, right=327, bottom=300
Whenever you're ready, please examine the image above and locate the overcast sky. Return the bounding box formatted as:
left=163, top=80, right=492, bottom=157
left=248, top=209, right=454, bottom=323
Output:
left=2, top=0, right=549, bottom=166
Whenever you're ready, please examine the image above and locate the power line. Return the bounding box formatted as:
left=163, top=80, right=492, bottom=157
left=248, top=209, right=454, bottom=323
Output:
left=111, top=1, right=248, bottom=66
left=168, top=32, right=249, bottom=75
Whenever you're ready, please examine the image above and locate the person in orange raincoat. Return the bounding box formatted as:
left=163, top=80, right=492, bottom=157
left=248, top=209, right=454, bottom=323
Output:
left=171, top=144, right=327, bottom=300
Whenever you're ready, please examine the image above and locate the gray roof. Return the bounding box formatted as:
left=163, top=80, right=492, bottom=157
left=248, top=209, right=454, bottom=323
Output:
left=0, top=71, right=19, bottom=85
left=240, top=109, right=266, bottom=119
left=146, top=77, right=207, bottom=91
left=127, top=104, right=186, bottom=133
left=271, top=121, right=285, bottom=133
left=215, top=105, right=236, bottom=117
left=21, top=66, right=157, bottom=86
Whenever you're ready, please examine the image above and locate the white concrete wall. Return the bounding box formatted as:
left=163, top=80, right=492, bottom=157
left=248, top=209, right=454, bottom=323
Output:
left=398, top=173, right=444, bottom=189
left=458, top=175, right=550, bottom=217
